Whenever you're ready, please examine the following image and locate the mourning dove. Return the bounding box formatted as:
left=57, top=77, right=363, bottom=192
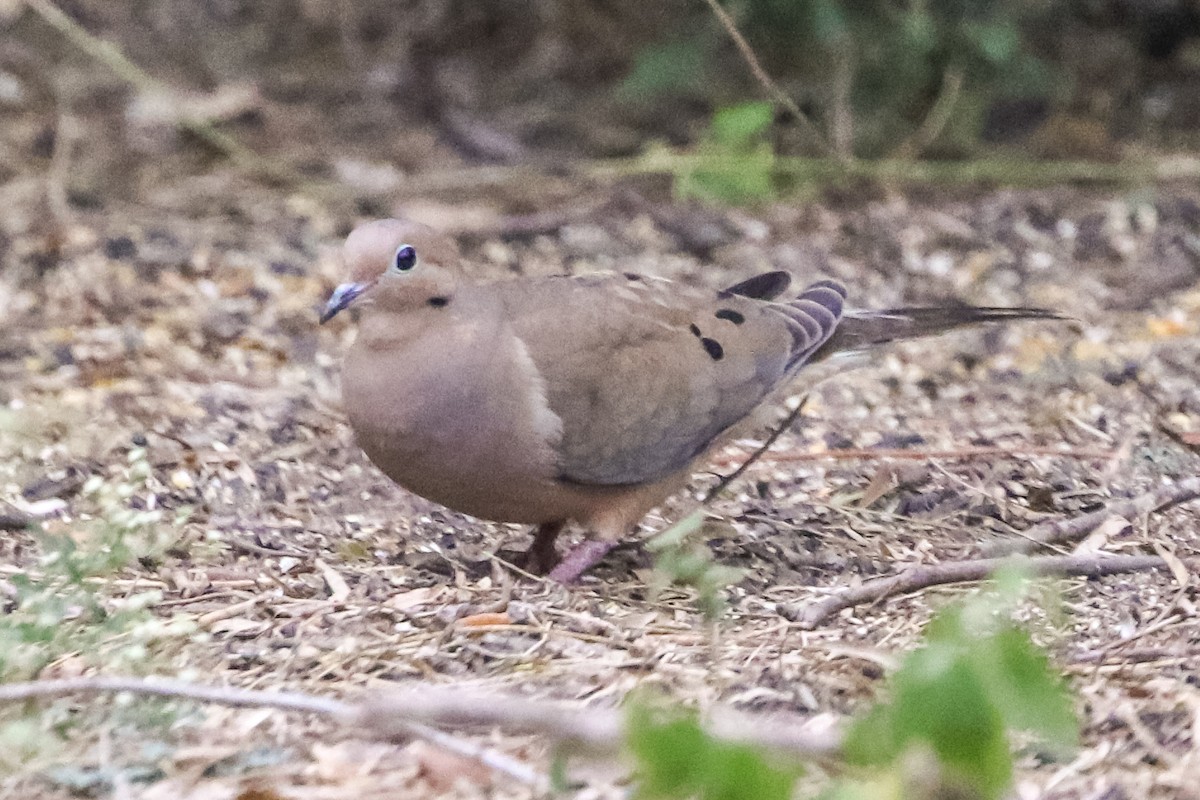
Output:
left=322, top=219, right=1064, bottom=583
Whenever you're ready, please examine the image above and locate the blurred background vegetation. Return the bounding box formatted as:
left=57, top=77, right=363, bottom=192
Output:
left=3, top=0, right=1200, bottom=204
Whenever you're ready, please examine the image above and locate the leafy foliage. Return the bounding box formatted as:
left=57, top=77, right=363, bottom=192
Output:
left=625, top=0, right=1064, bottom=158
left=840, top=573, right=1077, bottom=799
left=0, top=448, right=194, bottom=681
left=647, top=509, right=748, bottom=620
left=627, top=701, right=799, bottom=800
left=621, top=37, right=711, bottom=100
left=675, top=101, right=777, bottom=204
left=626, top=572, right=1077, bottom=799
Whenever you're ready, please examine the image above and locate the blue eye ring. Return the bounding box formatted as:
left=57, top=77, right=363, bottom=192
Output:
left=393, top=244, right=417, bottom=272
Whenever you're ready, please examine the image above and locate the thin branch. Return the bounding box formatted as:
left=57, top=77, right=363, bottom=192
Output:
left=0, top=676, right=843, bottom=776
left=23, top=0, right=304, bottom=186
left=395, top=153, right=1191, bottom=196
left=703, top=397, right=808, bottom=503
left=711, top=443, right=1116, bottom=468
left=0, top=675, right=347, bottom=715
left=401, top=721, right=546, bottom=787
left=890, top=65, right=965, bottom=159
left=698, top=0, right=834, bottom=157
left=829, top=38, right=855, bottom=159
left=46, top=87, right=77, bottom=227
left=350, top=688, right=842, bottom=758
left=0, top=507, right=33, bottom=532
left=0, top=676, right=543, bottom=788
left=979, top=477, right=1200, bottom=557
left=590, top=151, right=1184, bottom=186
left=785, top=553, right=1198, bottom=629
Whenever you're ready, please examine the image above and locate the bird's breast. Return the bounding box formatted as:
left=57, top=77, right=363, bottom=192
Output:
left=341, top=315, right=571, bottom=523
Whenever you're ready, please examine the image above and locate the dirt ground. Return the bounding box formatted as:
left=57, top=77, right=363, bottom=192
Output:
left=3, top=40, right=1200, bottom=798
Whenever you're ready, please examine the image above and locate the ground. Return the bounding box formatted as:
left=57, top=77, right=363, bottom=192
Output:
left=3, top=54, right=1200, bottom=798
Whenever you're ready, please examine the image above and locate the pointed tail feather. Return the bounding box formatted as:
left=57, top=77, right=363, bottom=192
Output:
left=815, top=305, right=1069, bottom=360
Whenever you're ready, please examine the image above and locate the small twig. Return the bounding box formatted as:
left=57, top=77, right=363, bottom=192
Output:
left=710, top=443, right=1115, bottom=468
left=0, top=675, right=346, bottom=715
left=0, top=677, right=544, bottom=788
left=585, top=151, right=1185, bottom=187
left=702, top=397, right=808, bottom=503
left=645, top=398, right=807, bottom=570
left=890, top=65, right=964, bottom=159
left=0, top=508, right=34, bottom=532
left=697, top=0, right=834, bottom=157
left=401, top=721, right=545, bottom=787
left=785, top=554, right=1197, bottom=629
left=350, top=687, right=842, bottom=758
left=46, top=86, right=77, bottom=226
left=830, top=39, right=855, bottom=159
left=390, top=153, right=1193, bottom=197
left=0, top=677, right=843, bottom=775
left=24, top=0, right=303, bottom=186
left=979, top=477, right=1200, bottom=557
left=1116, top=704, right=1182, bottom=768
left=1069, top=646, right=1190, bottom=666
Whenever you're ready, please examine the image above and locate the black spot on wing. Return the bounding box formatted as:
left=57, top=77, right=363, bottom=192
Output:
left=623, top=272, right=643, bottom=281
left=715, top=308, right=745, bottom=325
left=700, top=337, right=724, bottom=360
left=689, top=323, right=702, bottom=337
left=427, top=296, right=450, bottom=308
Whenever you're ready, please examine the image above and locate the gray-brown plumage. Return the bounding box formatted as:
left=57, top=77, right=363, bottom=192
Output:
left=322, top=219, right=1065, bottom=582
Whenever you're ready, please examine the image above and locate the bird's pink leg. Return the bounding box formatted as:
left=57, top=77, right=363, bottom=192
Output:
left=547, top=540, right=618, bottom=584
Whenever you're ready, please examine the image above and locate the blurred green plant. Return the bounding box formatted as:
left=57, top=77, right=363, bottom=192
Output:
left=628, top=701, right=799, bottom=800
left=647, top=509, right=748, bottom=621
left=624, top=0, right=1062, bottom=160
left=675, top=100, right=777, bottom=204
left=0, top=448, right=194, bottom=682
left=626, top=568, right=1077, bottom=799
left=838, top=568, right=1077, bottom=799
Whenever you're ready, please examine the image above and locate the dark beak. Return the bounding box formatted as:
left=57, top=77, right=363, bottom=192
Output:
left=320, top=282, right=369, bottom=324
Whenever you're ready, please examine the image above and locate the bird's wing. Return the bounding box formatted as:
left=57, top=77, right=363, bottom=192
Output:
left=491, top=272, right=845, bottom=485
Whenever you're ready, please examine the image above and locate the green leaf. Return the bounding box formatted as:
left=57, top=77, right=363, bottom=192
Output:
left=898, top=10, right=936, bottom=53
left=628, top=705, right=709, bottom=798
left=892, top=646, right=1011, bottom=798
left=620, top=39, right=706, bottom=100
left=701, top=743, right=795, bottom=800
left=646, top=509, right=706, bottom=552
left=806, top=0, right=849, bottom=43
left=678, top=148, right=775, bottom=205
left=964, top=20, right=1021, bottom=65
left=842, top=703, right=899, bottom=766
left=710, top=101, right=774, bottom=149
left=972, top=627, right=1078, bottom=750
left=627, top=703, right=798, bottom=800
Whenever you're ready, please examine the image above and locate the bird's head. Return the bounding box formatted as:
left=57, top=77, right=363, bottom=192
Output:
left=320, top=219, right=462, bottom=324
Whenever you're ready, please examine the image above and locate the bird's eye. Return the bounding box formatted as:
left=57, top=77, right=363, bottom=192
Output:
left=393, top=245, right=417, bottom=273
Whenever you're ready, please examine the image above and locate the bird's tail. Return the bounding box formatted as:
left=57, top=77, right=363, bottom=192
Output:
left=814, top=305, right=1069, bottom=361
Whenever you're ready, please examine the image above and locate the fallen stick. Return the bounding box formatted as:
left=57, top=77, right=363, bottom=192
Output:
left=979, top=477, right=1200, bottom=557
left=0, top=676, right=543, bottom=788
left=0, top=508, right=33, bottom=531
left=24, top=0, right=303, bottom=186
left=784, top=553, right=1196, bottom=630
left=711, top=444, right=1115, bottom=468
left=0, top=676, right=843, bottom=785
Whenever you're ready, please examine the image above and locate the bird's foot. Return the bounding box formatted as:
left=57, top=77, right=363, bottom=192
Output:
left=547, top=540, right=618, bottom=584
left=515, top=521, right=564, bottom=575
